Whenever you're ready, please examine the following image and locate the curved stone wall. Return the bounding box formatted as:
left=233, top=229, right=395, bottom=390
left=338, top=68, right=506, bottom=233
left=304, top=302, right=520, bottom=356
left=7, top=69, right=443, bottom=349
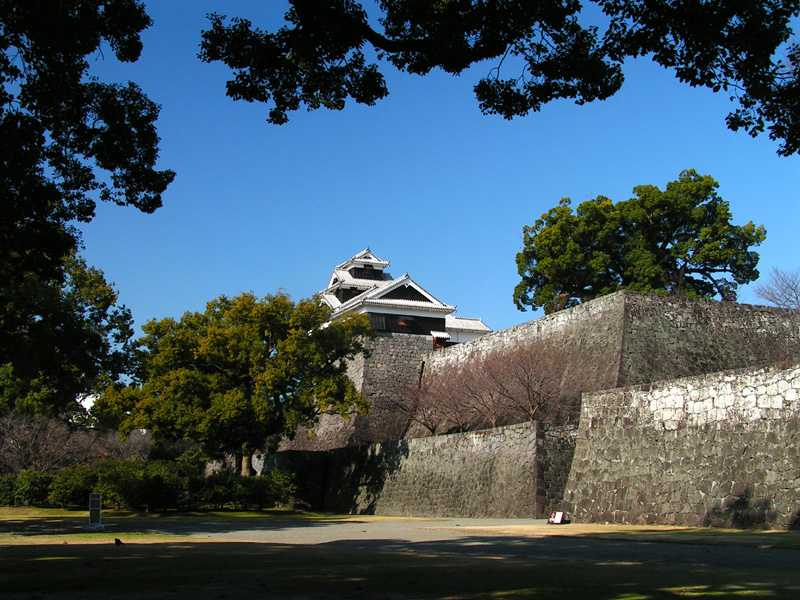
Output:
left=562, top=362, right=800, bottom=528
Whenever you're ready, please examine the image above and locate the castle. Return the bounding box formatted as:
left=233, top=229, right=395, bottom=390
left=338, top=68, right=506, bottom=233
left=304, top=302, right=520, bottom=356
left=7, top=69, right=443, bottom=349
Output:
left=319, top=248, right=491, bottom=347
left=269, top=251, right=800, bottom=529
left=281, top=249, right=491, bottom=450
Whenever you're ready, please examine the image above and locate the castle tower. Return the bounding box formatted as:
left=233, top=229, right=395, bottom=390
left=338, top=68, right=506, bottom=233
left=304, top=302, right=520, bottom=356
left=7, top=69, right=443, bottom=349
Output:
left=319, top=248, right=490, bottom=348
left=282, top=249, right=492, bottom=449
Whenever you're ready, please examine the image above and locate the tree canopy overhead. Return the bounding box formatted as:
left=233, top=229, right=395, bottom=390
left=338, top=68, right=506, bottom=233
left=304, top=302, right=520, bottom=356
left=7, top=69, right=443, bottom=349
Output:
left=1, top=0, right=175, bottom=223
left=1, top=1, right=174, bottom=415
left=0, top=252, right=135, bottom=418
left=200, top=0, right=800, bottom=154
left=93, top=293, right=372, bottom=474
left=513, top=170, right=766, bottom=314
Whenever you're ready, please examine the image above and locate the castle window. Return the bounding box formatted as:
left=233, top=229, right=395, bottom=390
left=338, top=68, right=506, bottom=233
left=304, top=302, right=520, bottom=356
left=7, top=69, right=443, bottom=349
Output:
left=367, top=313, right=444, bottom=335
left=350, top=266, right=383, bottom=281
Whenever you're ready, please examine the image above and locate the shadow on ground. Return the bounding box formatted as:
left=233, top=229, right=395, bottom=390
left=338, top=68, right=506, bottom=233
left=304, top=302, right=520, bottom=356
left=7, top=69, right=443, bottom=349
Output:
left=0, top=509, right=365, bottom=537
left=1, top=538, right=799, bottom=600
left=4, top=510, right=800, bottom=599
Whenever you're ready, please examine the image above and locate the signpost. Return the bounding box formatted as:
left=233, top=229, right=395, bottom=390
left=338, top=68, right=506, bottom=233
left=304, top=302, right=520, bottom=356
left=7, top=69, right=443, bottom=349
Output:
left=88, top=493, right=104, bottom=531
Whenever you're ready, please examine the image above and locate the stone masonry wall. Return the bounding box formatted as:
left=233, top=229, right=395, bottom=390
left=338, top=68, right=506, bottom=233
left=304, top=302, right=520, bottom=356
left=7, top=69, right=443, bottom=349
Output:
left=537, top=424, right=579, bottom=517
left=275, top=421, right=576, bottom=518
left=427, top=291, right=800, bottom=394
left=276, top=293, right=800, bottom=525
left=285, top=292, right=800, bottom=452
left=562, top=362, right=800, bottom=529
left=354, top=333, right=433, bottom=443
left=425, top=292, right=625, bottom=397
left=280, top=333, right=431, bottom=451
left=618, top=293, right=800, bottom=387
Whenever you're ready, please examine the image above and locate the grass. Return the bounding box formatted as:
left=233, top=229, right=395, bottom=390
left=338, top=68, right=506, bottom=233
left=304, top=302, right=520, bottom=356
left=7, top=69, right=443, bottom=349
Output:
left=454, top=522, right=800, bottom=550
left=2, top=508, right=800, bottom=599
left=2, top=541, right=799, bottom=599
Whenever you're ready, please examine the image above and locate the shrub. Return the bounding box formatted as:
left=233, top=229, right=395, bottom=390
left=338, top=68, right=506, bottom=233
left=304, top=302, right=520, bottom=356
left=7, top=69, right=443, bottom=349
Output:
left=48, top=465, right=97, bottom=508
left=94, top=461, right=146, bottom=509
left=142, top=461, right=204, bottom=510
left=262, top=469, right=297, bottom=506
left=0, top=460, right=296, bottom=511
left=0, top=473, right=17, bottom=506
left=14, top=470, right=54, bottom=506
left=235, top=469, right=297, bottom=509
left=203, top=469, right=237, bottom=509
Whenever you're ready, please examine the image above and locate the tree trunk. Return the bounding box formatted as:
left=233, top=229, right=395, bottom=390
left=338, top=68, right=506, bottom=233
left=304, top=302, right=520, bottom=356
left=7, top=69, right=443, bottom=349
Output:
left=240, top=445, right=255, bottom=477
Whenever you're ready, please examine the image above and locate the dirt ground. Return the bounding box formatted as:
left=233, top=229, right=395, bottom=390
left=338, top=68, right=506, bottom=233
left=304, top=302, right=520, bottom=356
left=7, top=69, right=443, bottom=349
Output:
left=2, top=509, right=799, bottom=599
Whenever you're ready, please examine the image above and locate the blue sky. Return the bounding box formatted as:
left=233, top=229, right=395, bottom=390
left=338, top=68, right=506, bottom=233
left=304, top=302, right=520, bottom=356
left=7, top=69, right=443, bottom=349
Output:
left=79, top=1, right=800, bottom=335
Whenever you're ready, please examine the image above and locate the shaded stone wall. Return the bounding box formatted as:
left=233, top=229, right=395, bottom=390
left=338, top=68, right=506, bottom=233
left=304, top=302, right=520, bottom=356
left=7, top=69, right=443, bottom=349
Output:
left=428, top=291, right=800, bottom=394
left=536, top=425, right=579, bottom=517
left=280, top=333, right=431, bottom=451
left=274, top=421, right=576, bottom=518
left=562, top=362, right=800, bottom=529
left=617, top=293, right=800, bottom=387
left=425, top=292, right=625, bottom=397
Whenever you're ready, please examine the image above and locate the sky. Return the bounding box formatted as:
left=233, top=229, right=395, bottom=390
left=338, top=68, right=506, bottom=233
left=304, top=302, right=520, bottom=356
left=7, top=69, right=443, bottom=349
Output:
left=79, top=1, right=800, bottom=336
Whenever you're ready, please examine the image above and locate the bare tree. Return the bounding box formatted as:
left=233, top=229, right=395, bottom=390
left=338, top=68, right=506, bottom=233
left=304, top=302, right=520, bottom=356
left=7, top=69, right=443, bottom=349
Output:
left=94, top=429, right=151, bottom=462
left=428, top=365, right=481, bottom=434
left=460, top=354, right=509, bottom=429
left=409, top=340, right=580, bottom=435
left=391, top=379, right=445, bottom=436
left=484, top=341, right=579, bottom=424
left=755, top=267, right=800, bottom=309
left=0, top=411, right=151, bottom=474
left=395, top=337, right=583, bottom=439
left=0, top=412, right=95, bottom=473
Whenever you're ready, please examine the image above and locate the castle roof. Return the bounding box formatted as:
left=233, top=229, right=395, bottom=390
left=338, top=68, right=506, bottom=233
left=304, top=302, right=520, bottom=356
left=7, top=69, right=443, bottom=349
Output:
left=333, top=247, right=390, bottom=271
left=445, top=314, right=491, bottom=334
left=321, top=255, right=456, bottom=317
left=320, top=248, right=491, bottom=338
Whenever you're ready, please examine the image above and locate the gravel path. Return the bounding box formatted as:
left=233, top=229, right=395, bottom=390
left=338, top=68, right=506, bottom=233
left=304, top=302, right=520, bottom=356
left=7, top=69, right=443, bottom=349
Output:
left=113, top=515, right=547, bottom=544
left=106, top=516, right=800, bottom=575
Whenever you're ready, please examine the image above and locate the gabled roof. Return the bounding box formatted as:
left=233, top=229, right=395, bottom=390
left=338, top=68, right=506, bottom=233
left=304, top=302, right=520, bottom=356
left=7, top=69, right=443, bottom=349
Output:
left=326, top=248, right=392, bottom=290
left=334, top=247, right=390, bottom=271
left=320, top=249, right=491, bottom=337
left=325, top=267, right=392, bottom=295
left=445, top=314, right=492, bottom=334
left=323, top=272, right=456, bottom=316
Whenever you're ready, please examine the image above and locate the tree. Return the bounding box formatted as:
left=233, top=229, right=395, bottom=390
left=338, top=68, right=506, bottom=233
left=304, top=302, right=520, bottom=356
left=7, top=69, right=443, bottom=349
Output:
left=1, top=252, right=135, bottom=417
left=0, top=411, right=94, bottom=474
left=199, top=1, right=800, bottom=155
left=1, top=1, right=174, bottom=414
left=514, top=170, right=766, bottom=313
left=0, top=410, right=149, bottom=475
left=397, top=340, right=578, bottom=437
left=93, top=292, right=372, bottom=475
left=755, top=266, right=800, bottom=309
left=481, top=341, right=579, bottom=424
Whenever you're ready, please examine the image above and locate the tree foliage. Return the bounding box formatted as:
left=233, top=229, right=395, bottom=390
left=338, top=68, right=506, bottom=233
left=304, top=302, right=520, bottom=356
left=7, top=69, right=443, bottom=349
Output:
left=514, top=170, right=766, bottom=313
left=1, top=0, right=174, bottom=221
left=200, top=0, right=800, bottom=154
left=0, top=1, right=174, bottom=415
left=1, top=253, right=136, bottom=416
left=93, top=292, right=372, bottom=474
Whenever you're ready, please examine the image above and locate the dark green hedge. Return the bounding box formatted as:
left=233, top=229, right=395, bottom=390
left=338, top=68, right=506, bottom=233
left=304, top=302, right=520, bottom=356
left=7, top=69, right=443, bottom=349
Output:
left=0, top=461, right=296, bottom=511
